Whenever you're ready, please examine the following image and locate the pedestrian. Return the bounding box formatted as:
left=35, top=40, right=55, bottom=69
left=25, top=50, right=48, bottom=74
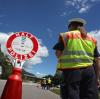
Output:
left=53, top=18, right=100, bottom=99
left=41, top=78, right=46, bottom=90
left=41, top=79, right=44, bottom=89
left=47, top=78, right=52, bottom=90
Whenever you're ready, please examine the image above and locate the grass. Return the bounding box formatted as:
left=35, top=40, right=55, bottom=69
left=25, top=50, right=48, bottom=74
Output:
left=51, top=88, right=100, bottom=99
left=99, top=92, right=100, bottom=99
left=50, top=88, right=60, bottom=95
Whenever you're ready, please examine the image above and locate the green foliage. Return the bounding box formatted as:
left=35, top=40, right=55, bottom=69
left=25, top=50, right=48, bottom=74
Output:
left=50, top=88, right=60, bottom=95
left=0, top=51, right=13, bottom=79
left=43, top=74, right=54, bottom=79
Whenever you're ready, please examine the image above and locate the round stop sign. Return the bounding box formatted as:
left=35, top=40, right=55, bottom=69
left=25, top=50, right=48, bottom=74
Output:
left=6, top=32, right=38, bottom=61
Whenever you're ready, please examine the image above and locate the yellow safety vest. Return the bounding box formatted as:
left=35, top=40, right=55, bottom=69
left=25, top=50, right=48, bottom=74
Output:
left=57, top=30, right=96, bottom=70
left=48, top=79, right=51, bottom=84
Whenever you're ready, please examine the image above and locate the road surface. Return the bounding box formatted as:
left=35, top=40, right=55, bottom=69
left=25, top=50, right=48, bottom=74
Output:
left=0, top=80, right=60, bottom=99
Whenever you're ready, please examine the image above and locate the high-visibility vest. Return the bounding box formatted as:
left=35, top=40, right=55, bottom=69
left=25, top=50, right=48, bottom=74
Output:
left=48, top=79, right=51, bottom=84
left=57, top=30, right=96, bottom=70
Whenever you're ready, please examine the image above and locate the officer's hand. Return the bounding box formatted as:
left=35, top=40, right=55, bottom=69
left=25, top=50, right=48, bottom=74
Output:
left=55, top=50, right=63, bottom=58
left=97, top=79, right=100, bottom=88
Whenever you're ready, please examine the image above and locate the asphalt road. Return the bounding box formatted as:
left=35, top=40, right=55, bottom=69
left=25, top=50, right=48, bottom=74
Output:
left=0, top=80, right=60, bottom=99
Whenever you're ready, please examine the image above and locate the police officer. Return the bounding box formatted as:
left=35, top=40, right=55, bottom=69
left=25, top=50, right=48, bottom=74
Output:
left=47, top=78, right=52, bottom=90
left=53, top=18, right=100, bottom=99
left=42, top=78, right=47, bottom=90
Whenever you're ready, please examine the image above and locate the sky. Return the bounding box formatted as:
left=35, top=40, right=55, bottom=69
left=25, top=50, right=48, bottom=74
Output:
left=0, top=0, right=100, bottom=77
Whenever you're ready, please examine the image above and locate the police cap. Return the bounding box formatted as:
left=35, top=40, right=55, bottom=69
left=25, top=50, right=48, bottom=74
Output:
left=68, top=18, right=86, bottom=25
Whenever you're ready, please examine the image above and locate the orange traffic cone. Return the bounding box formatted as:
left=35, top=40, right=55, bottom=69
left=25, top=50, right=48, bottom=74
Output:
left=1, top=68, right=22, bottom=99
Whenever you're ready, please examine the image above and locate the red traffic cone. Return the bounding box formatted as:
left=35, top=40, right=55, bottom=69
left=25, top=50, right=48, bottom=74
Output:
left=1, top=68, right=22, bottom=99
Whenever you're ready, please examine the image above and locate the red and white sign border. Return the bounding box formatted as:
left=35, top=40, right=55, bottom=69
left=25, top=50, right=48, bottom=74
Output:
left=6, top=32, right=38, bottom=61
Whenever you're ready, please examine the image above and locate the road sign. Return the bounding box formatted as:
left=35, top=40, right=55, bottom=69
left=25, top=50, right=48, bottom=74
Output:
left=6, top=32, right=38, bottom=61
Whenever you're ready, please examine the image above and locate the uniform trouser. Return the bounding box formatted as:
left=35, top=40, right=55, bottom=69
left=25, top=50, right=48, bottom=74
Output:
left=60, top=66, right=99, bottom=99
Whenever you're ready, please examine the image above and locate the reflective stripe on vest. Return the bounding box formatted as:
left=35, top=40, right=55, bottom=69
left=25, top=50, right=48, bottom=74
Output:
left=63, top=50, right=93, bottom=57
left=57, top=30, right=96, bottom=70
left=59, top=58, right=92, bottom=64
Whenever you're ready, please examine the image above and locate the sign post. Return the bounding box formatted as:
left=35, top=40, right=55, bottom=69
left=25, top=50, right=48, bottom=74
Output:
left=1, top=32, right=38, bottom=99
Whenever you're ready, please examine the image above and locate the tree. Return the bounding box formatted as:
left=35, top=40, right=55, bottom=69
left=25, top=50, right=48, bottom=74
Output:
left=53, top=72, right=61, bottom=86
left=0, top=51, right=13, bottom=79
left=42, top=73, right=62, bottom=86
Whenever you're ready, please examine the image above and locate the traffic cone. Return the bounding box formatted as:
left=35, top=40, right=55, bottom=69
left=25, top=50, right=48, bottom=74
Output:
left=0, top=67, right=22, bottom=99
